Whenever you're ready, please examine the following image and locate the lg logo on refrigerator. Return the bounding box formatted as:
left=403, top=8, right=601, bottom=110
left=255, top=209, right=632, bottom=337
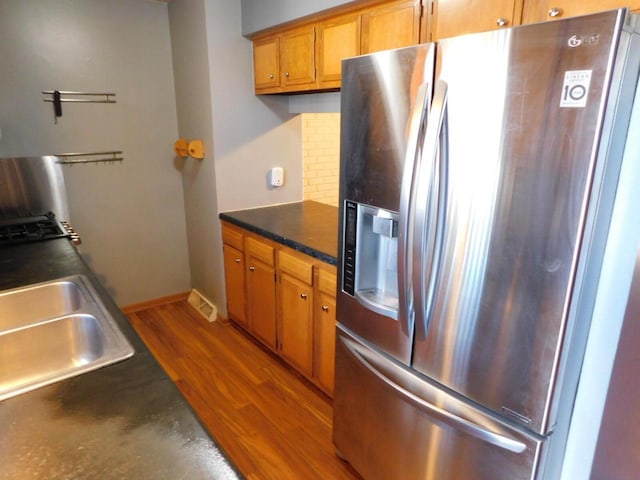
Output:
left=568, top=34, right=600, bottom=47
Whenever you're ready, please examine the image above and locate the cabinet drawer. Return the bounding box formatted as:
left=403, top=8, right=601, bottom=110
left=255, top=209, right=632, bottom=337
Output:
left=279, top=250, right=313, bottom=285
left=317, top=268, right=337, bottom=296
left=245, top=236, right=275, bottom=266
left=222, top=223, right=244, bottom=250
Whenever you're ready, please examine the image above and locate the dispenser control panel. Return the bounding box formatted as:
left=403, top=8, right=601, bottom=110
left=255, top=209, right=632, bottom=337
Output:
left=342, top=200, right=358, bottom=295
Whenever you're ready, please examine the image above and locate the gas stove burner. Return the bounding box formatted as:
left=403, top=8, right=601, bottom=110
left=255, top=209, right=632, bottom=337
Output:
left=0, top=211, right=79, bottom=246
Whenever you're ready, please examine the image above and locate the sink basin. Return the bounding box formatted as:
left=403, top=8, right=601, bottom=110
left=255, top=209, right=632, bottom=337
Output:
left=0, top=278, right=87, bottom=331
left=0, top=275, right=134, bottom=401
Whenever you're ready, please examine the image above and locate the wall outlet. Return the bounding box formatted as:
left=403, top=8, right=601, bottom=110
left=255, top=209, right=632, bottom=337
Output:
left=270, top=166, right=284, bottom=187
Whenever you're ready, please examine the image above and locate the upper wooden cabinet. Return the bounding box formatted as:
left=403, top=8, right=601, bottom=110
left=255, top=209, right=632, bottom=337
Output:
left=280, top=25, right=316, bottom=89
left=253, top=36, right=280, bottom=91
left=317, top=13, right=361, bottom=88
left=253, top=25, right=316, bottom=94
left=251, top=0, right=640, bottom=94
left=362, top=0, right=422, bottom=53
left=523, top=0, right=640, bottom=23
left=433, top=0, right=522, bottom=40
left=251, top=0, right=425, bottom=94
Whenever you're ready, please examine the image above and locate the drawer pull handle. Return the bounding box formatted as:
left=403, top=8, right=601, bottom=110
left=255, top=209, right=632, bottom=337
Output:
left=300, top=293, right=308, bottom=299
left=322, top=305, right=329, bottom=312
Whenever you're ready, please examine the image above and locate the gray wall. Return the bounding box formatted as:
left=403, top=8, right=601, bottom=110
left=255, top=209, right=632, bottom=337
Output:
left=168, top=0, right=222, bottom=311
left=169, top=0, right=304, bottom=316
left=0, top=0, right=191, bottom=306
left=240, top=0, right=355, bottom=35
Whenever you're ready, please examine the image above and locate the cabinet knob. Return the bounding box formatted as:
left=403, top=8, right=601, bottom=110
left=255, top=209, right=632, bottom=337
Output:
left=300, top=293, right=308, bottom=299
left=269, top=73, right=274, bottom=79
left=548, top=7, right=562, bottom=17
left=496, top=18, right=507, bottom=27
left=285, top=72, right=290, bottom=77
left=249, top=266, right=255, bottom=272
left=234, top=258, right=241, bottom=264
left=321, top=305, right=329, bottom=312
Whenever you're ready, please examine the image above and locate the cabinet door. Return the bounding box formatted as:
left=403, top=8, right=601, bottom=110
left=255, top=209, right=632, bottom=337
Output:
left=223, top=244, right=247, bottom=328
left=279, top=273, right=314, bottom=376
left=362, top=0, right=422, bottom=54
left=317, top=13, right=361, bottom=88
left=246, top=257, right=277, bottom=350
left=253, top=36, right=280, bottom=91
left=434, top=0, right=519, bottom=39
left=315, top=290, right=336, bottom=395
left=281, top=25, right=316, bottom=88
left=542, top=0, right=640, bottom=21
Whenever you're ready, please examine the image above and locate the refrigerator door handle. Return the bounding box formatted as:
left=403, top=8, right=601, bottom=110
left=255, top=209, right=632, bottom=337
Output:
left=341, top=333, right=529, bottom=454
left=413, top=80, right=449, bottom=340
left=398, top=82, right=431, bottom=336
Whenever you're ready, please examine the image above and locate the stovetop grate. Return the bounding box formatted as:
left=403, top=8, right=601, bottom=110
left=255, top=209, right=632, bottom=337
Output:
left=0, top=213, right=72, bottom=246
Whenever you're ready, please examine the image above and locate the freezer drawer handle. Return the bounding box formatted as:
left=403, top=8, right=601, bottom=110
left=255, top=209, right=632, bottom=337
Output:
left=342, top=335, right=527, bottom=454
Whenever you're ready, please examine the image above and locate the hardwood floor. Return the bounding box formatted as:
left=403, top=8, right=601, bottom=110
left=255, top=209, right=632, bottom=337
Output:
left=127, top=300, right=361, bottom=480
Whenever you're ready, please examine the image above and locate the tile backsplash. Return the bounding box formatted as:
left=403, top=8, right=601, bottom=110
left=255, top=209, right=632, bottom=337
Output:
left=302, top=113, right=340, bottom=207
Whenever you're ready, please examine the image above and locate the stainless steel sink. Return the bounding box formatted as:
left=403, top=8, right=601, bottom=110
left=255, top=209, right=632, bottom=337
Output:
left=0, top=275, right=134, bottom=401
left=0, top=278, right=87, bottom=331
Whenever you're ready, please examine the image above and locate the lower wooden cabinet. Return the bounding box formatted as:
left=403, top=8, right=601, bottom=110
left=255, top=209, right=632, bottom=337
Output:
left=314, top=268, right=337, bottom=395
left=278, top=249, right=314, bottom=376
left=222, top=244, right=247, bottom=328
left=221, top=221, right=338, bottom=396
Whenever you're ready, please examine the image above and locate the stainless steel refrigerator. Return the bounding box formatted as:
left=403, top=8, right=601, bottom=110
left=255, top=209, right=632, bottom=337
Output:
left=333, top=9, right=640, bottom=480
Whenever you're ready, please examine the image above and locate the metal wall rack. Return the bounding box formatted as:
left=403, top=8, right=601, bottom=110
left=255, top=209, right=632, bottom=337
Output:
left=54, top=151, right=124, bottom=165
left=42, top=90, right=116, bottom=123
left=42, top=90, right=116, bottom=104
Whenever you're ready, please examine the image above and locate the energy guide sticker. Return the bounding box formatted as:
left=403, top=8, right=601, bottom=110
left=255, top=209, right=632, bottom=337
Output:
left=560, top=70, right=592, bottom=108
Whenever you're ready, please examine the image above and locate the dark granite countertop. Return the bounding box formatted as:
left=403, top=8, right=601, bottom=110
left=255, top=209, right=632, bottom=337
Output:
left=219, top=201, right=339, bottom=265
left=0, top=239, right=242, bottom=480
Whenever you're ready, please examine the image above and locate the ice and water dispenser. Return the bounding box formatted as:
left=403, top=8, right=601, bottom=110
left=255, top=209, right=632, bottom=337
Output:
left=342, top=200, right=399, bottom=320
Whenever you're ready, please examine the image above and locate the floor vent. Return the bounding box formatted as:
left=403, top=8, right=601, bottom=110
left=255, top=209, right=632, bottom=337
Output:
left=187, top=289, right=217, bottom=322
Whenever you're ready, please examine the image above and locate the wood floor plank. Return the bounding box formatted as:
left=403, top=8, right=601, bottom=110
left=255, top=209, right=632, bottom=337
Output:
left=127, top=300, right=360, bottom=480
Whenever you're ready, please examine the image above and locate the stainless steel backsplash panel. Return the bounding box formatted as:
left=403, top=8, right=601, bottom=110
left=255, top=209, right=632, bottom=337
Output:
left=0, top=156, right=69, bottom=221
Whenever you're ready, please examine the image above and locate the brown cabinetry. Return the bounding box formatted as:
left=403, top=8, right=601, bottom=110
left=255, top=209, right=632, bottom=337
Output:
left=317, top=13, right=361, bottom=88
left=278, top=250, right=314, bottom=376
left=523, top=0, right=640, bottom=23
left=253, top=36, right=280, bottom=91
left=280, top=25, right=316, bottom=89
left=433, top=0, right=521, bottom=40
left=253, top=25, right=316, bottom=94
left=222, top=244, right=247, bottom=328
left=221, top=221, right=338, bottom=396
left=362, top=0, right=422, bottom=53
left=245, top=235, right=277, bottom=350
left=251, top=0, right=640, bottom=94
left=314, top=267, right=337, bottom=395
left=251, top=0, right=424, bottom=94
left=221, top=224, right=247, bottom=327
